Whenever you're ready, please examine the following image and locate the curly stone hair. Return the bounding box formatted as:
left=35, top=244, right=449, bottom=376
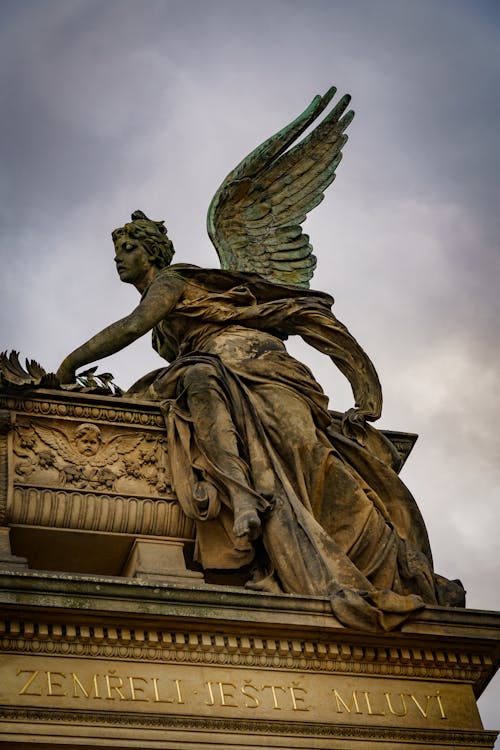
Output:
left=112, top=210, right=175, bottom=269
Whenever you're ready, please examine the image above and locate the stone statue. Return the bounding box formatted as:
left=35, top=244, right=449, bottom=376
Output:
left=52, top=87, right=463, bottom=630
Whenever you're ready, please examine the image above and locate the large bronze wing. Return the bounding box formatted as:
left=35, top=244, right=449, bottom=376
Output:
left=207, top=87, right=354, bottom=288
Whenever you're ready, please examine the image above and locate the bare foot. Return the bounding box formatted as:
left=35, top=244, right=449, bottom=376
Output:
left=233, top=509, right=261, bottom=541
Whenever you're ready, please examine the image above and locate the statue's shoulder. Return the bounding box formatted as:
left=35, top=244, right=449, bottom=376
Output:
left=155, top=263, right=208, bottom=287
left=163, top=264, right=244, bottom=292
left=168, top=263, right=203, bottom=274
left=146, top=264, right=202, bottom=292
left=168, top=265, right=334, bottom=304
left=153, top=265, right=335, bottom=315
left=155, top=263, right=201, bottom=280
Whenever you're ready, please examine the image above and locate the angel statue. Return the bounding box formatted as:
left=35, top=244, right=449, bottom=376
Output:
left=56, top=87, right=464, bottom=630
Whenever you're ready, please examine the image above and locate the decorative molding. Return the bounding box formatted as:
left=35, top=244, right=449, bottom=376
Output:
left=12, top=417, right=172, bottom=493
left=7, top=413, right=196, bottom=538
left=0, top=395, right=164, bottom=429
left=0, top=410, right=11, bottom=525
left=0, top=706, right=495, bottom=745
left=0, top=411, right=12, bottom=436
left=0, top=618, right=490, bottom=684
left=9, top=488, right=193, bottom=537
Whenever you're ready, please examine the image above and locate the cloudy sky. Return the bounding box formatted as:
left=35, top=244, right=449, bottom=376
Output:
left=1, top=0, right=499, bottom=731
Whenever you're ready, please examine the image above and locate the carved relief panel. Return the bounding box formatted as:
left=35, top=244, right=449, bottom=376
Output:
left=1, top=392, right=195, bottom=541
left=13, top=418, right=171, bottom=497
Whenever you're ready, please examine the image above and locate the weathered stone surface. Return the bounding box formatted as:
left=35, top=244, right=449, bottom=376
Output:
left=0, top=388, right=422, bottom=584
left=0, top=85, right=497, bottom=747
left=122, top=538, right=203, bottom=584
left=0, top=89, right=469, bottom=630
left=0, top=570, right=498, bottom=748
left=48, top=203, right=467, bottom=630
left=0, top=389, right=196, bottom=578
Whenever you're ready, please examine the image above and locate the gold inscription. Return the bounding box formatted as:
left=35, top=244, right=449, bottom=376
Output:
left=289, top=683, right=309, bottom=712
left=203, top=680, right=307, bottom=712
left=71, top=673, right=101, bottom=699
left=11, top=663, right=453, bottom=724
left=105, top=672, right=126, bottom=700
left=261, top=684, right=288, bottom=710
left=17, top=670, right=42, bottom=696
left=241, top=680, right=260, bottom=709
left=363, top=690, right=386, bottom=716
left=174, top=678, right=184, bottom=705
left=15, top=668, right=310, bottom=713
left=17, top=669, right=185, bottom=705
left=127, top=676, right=148, bottom=702
left=384, top=692, right=408, bottom=717
left=332, top=688, right=447, bottom=720
left=410, top=693, right=431, bottom=718
left=333, top=689, right=362, bottom=714
left=151, top=676, right=171, bottom=703
left=46, top=671, right=66, bottom=697
left=436, top=690, right=447, bottom=719
left=217, top=682, right=239, bottom=708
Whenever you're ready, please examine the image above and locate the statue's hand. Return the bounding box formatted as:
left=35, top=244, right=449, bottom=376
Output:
left=341, top=407, right=368, bottom=443
left=56, top=359, right=76, bottom=385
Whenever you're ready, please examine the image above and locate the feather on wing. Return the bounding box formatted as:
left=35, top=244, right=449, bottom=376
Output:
left=95, top=433, right=144, bottom=466
left=207, top=87, right=354, bottom=288
left=31, top=423, right=85, bottom=465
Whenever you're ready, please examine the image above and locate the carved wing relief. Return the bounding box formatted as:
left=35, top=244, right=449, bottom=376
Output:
left=13, top=420, right=172, bottom=496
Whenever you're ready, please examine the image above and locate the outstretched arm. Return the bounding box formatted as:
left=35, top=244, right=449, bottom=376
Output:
left=56, top=272, right=184, bottom=384
left=289, top=304, right=382, bottom=422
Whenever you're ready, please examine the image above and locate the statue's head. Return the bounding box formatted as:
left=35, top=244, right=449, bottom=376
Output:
left=74, top=423, right=102, bottom=456
left=112, top=210, right=175, bottom=270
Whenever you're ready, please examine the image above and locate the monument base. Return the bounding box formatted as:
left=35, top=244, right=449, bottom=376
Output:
left=122, top=538, right=204, bottom=584
left=0, top=570, right=497, bottom=749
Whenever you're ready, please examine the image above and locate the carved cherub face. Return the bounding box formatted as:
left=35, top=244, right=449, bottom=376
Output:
left=74, top=423, right=102, bottom=456
left=113, top=234, right=153, bottom=286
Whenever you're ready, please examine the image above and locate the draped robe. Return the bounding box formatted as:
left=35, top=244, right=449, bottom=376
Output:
left=128, top=264, right=463, bottom=630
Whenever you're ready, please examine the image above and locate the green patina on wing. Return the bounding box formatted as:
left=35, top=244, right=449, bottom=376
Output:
left=207, top=87, right=354, bottom=288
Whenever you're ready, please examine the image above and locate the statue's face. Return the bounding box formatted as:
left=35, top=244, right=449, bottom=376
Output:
left=75, top=431, right=101, bottom=456
left=113, top=235, right=153, bottom=285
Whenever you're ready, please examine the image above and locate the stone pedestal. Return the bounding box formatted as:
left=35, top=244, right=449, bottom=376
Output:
left=122, top=538, right=204, bottom=584
left=0, top=527, right=27, bottom=569
left=0, top=570, right=498, bottom=749
left=0, top=387, right=418, bottom=582
left=0, top=389, right=197, bottom=579
left=0, top=388, right=498, bottom=748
